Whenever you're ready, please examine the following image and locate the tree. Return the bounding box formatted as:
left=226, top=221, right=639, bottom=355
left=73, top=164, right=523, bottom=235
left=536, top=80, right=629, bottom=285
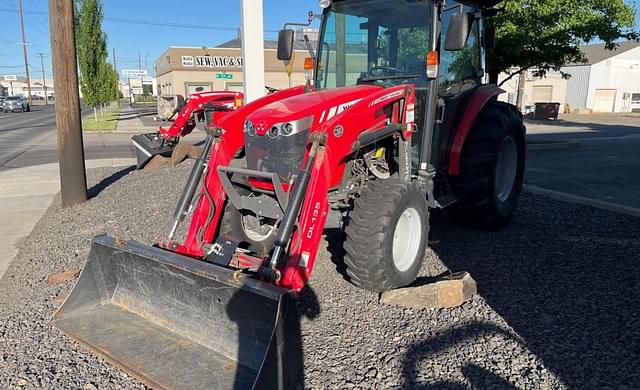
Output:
left=487, top=0, right=638, bottom=85
left=97, top=60, right=118, bottom=115
left=75, top=0, right=107, bottom=120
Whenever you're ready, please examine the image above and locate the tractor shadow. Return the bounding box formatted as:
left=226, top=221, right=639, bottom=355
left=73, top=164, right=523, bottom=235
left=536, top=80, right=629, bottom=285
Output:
left=411, top=199, right=640, bottom=388
left=228, top=285, right=320, bottom=390
left=325, top=228, right=352, bottom=283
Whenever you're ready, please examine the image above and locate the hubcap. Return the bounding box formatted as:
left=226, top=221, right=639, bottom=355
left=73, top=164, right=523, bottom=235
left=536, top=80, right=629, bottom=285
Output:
left=494, top=136, right=518, bottom=202
left=392, top=208, right=422, bottom=272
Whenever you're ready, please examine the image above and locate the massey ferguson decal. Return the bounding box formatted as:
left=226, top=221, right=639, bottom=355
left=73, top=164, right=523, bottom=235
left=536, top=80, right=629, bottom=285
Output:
left=319, top=98, right=363, bottom=123
left=370, top=90, right=404, bottom=107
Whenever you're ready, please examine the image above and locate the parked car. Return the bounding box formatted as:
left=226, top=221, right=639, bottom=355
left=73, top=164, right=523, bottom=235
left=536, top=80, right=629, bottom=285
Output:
left=3, top=96, right=30, bottom=112
left=0, top=96, right=6, bottom=110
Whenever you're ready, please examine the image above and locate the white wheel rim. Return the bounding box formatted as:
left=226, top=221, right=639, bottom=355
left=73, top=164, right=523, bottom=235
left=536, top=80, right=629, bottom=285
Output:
left=241, top=215, right=275, bottom=242
left=392, top=207, right=422, bottom=272
left=494, top=136, right=518, bottom=202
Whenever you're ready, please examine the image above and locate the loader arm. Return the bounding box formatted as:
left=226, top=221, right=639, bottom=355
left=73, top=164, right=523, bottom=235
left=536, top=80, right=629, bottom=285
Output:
left=165, top=84, right=415, bottom=291
left=159, top=91, right=244, bottom=139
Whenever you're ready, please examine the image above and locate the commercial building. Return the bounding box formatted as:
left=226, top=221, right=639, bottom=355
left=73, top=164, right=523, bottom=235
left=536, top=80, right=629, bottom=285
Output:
left=500, top=41, right=640, bottom=114
left=155, top=34, right=316, bottom=98
left=499, top=70, right=568, bottom=113
left=0, top=76, right=54, bottom=98
left=561, top=41, right=640, bottom=113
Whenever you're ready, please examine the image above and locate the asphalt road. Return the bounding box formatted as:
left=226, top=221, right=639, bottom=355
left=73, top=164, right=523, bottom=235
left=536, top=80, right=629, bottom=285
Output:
left=0, top=104, right=136, bottom=171
left=526, top=114, right=640, bottom=210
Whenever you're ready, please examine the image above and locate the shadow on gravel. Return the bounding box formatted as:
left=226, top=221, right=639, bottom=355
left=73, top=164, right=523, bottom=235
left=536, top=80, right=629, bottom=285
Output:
left=402, top=322, right=522, bottom=389
left=88, top=165, right=136, bottom=199
left=228, top=285, right=320, bottom=390
left=423, top=202, right=640, bottom=388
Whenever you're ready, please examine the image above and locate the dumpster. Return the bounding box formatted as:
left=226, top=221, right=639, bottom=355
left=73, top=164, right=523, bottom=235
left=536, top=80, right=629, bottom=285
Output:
left=534, top=102, right=561, bottom=120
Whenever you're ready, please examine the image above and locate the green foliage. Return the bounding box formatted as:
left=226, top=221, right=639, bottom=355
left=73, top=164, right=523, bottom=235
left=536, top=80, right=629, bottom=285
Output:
left=488, top=0, right=638, bottom=81
left=76, top=0, right=116, bottom=110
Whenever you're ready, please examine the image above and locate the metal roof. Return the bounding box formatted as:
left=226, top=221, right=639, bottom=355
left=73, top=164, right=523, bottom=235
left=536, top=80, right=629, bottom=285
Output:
left=216, top=38, right=311, bottom=51
left=567, top=41, right=640, bottom=66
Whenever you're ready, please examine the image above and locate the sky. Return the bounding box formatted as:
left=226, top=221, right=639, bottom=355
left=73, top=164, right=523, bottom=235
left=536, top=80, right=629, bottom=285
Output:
left=0, top=0, right=639, bottom=81
left=0, top=0, right=320, bottom=80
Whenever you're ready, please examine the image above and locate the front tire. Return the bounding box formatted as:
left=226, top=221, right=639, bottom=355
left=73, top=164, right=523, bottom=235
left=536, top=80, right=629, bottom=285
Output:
left=218, top=201, right=278, bottom=257
left=449, top=101, right=526, bottom=229
left=343, top=179, right=429, bottom=292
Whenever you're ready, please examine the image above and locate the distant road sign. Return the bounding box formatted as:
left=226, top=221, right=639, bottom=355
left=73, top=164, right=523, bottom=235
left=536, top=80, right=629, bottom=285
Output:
left=122, top=69, right=148, bottom=77
left=142, top=77, right=154, bottom=85
left=4, top=75, right=17, bottom=81
left=131, top=87, right=144, bottom=95
left=216, top=73, right=233, bottom=80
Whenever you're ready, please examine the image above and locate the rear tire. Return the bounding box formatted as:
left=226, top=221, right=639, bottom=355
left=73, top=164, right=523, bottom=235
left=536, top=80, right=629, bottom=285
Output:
left=449, top=101, right=525, bottom=229
left=343, top=179, right=429, bottom=292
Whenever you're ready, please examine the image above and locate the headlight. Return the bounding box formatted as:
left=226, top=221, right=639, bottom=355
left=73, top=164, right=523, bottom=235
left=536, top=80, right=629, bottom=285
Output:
left=267, top=126, right=280, bottom=139
left=244, top=120, right=256, bottom=136
left=281, top=123, right=294, bottom=136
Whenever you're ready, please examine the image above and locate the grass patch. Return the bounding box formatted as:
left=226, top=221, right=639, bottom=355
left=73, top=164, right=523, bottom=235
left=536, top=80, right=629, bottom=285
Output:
left=82, top=103, right=121, bottom=132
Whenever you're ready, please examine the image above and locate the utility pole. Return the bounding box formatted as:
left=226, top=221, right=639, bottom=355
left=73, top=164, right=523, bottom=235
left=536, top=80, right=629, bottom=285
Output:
left=240, top=0, right=265, bottom=102
left=138, top=52, right=142, bottom=71
left=516, top=70, right=526, bottom=113
left=49, top=0, right=88, bottom=207
left=113, top=48, right=120, bottom=107
left=18, top=0, right=32, bottom=105
left=38, top=53, right=48, bottom=105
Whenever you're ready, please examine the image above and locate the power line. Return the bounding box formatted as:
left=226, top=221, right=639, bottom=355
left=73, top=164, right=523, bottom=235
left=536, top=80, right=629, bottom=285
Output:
left=0, top=7, right=280, bottom=33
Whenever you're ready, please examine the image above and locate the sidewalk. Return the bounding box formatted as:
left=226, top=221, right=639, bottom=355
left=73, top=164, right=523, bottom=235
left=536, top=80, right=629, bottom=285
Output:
left=115, top=105, right=158, bottom=133
left=0, top=158, right=136, bottom=279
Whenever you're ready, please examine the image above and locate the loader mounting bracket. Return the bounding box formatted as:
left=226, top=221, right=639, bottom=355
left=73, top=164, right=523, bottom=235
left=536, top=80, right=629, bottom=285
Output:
left=218, top=166, right=290, bottom=220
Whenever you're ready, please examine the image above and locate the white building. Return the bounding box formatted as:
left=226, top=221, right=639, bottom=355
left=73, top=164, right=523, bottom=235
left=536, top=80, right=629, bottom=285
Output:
left=0, top=77, right=55, bottom=98
left=562, top=41, right=640, bottom=113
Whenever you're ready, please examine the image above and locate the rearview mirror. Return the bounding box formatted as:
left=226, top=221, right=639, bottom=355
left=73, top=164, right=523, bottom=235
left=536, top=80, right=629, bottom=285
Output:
left=277, top=29, right=295, bottom=61
left=444, top=12, right=474, bottom=51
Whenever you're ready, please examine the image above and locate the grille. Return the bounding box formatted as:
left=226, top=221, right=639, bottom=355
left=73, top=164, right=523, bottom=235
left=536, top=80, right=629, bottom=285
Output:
left=245, top=131, right=309, bottom=182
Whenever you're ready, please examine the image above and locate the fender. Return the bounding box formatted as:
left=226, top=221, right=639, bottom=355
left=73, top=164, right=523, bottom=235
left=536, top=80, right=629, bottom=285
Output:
left=448, top=84, right=504, bottom=175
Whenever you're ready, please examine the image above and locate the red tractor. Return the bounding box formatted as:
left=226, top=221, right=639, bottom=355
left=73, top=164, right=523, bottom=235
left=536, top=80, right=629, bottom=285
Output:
left=54, top=1, right=524, bottom=389
left=131, top=90, right=244, bottom=168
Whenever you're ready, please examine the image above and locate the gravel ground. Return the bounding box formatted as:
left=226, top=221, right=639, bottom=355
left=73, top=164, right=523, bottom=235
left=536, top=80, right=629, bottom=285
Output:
left=1, top=163, right=639, bottom=389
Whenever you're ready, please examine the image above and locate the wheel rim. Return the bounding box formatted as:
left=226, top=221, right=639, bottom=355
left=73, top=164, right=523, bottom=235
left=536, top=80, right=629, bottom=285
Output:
left=494, top=136, right=518, bottom=202
left=241, top=213, right=275, bottom=242
left=392, top=208, right=422, bottom=272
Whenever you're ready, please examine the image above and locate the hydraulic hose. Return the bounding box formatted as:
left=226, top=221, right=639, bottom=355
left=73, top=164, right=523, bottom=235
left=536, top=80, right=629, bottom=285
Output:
left=264, top=143, right=318, bottom=281
left=168, top=136, right=214, bottom=240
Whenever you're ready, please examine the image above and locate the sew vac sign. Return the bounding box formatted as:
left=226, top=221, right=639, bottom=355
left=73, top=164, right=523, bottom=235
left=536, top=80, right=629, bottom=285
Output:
left=182, top=55, right=244, bottom=69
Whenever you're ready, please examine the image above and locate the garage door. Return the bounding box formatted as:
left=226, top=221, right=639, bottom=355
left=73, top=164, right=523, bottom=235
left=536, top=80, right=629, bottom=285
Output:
left=593, top=89, right=616, bottom=113
left=532, top=86, right=553, bottom=102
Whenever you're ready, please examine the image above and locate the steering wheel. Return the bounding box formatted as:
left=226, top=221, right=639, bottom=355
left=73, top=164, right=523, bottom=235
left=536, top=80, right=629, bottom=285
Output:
left=368, top=66, right=405, bottom=78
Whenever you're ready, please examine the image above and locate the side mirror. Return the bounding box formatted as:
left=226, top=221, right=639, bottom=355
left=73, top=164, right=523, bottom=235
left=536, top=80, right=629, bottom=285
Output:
left=444, top=12, right=474, bottom=51
left=277, top=29, right=295, bottom=61
left=483, top=26, right=496, bottom=49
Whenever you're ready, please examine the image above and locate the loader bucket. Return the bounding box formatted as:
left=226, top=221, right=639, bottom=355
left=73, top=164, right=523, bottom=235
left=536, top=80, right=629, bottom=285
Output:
left=52, top=234, right=300, bottom=390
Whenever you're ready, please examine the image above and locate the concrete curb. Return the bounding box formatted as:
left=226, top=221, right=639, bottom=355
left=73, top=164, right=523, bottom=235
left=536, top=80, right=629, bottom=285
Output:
left=526, top=140, right=581, bottom=151
left=524, top=185, right=640, bottom=218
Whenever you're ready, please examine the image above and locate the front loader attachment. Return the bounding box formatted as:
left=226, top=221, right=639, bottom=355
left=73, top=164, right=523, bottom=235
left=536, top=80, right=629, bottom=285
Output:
left=52, top=235, right=300, bottom=390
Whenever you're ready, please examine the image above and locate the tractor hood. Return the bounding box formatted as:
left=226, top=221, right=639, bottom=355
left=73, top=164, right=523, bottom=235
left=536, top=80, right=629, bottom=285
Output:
left=246, top=85, right=383, bottom=135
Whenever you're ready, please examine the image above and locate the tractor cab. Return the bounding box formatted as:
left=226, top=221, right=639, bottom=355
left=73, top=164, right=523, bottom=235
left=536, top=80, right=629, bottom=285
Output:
left=279, top=0, right=493, bottom=177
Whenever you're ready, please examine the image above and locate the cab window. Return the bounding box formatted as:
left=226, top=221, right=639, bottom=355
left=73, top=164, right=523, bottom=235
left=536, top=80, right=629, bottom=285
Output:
left=439, top=2, right=482, bottom=96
